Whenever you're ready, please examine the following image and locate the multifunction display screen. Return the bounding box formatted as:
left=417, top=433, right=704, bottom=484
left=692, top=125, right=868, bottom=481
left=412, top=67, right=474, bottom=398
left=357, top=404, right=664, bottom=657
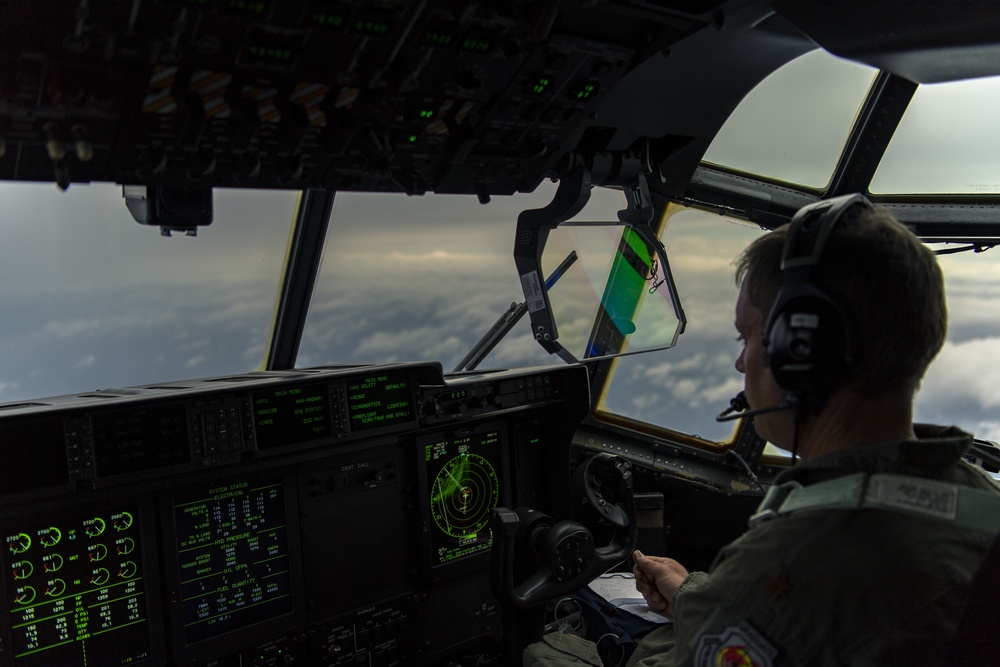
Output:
left=252, top=385, right=330, bottom=449
left=0, top=417, right=70, bottom=493
left=422, top=427, right=504, bottom=568
left=346, top=371, right=413, bottom=432
left=172, top=478, right=293, bottom=644
left=92, top=404, right=190, bottom=476
left=3, top=507, right=151, bottom=665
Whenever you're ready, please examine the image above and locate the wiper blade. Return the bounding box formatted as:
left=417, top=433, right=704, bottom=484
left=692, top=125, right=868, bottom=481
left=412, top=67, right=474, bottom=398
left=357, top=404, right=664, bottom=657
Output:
left=934, top=243, right=996, bottom=256
left=452, top=251, right=578, bottom=372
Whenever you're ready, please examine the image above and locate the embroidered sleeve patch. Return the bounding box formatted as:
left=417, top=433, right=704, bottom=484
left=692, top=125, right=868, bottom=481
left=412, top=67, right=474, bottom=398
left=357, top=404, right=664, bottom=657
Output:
left=694, top=620, right=778, bottom=667
left=868, top=476, right=958, bottom=520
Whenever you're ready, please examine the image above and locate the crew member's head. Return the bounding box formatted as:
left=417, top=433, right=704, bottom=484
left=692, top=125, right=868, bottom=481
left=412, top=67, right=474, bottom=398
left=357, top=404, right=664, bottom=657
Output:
left=733, top=201, right=946, bottom=445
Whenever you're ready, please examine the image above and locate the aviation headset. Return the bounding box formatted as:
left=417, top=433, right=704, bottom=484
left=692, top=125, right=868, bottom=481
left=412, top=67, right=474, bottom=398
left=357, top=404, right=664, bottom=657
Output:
left=764, top=193, right=874, bottom=410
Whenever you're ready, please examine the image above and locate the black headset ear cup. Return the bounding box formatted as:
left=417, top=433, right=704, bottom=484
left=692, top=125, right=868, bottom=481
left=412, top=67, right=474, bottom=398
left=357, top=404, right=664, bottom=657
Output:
left=765, top=287, right=853, bottom=392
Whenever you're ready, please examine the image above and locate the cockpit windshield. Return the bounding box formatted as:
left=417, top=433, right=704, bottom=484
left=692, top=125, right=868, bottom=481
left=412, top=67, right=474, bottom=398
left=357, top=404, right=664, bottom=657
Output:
left=0, top=182, right=296, bottom=402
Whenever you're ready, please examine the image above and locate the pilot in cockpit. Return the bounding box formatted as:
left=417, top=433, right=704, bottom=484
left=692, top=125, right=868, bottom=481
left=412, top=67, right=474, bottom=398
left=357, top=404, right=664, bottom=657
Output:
left=526, top=195, right=1000, bottom=666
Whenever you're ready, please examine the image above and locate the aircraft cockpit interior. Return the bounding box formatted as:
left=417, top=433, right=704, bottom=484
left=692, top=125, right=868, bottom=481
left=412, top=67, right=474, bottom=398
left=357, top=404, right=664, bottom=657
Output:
left=3, top=1, right=1000, bottom=665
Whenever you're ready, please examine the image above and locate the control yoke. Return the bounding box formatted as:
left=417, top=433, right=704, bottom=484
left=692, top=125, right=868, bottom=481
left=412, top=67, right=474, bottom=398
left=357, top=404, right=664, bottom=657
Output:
left=490, top=453, right=637, bottom=609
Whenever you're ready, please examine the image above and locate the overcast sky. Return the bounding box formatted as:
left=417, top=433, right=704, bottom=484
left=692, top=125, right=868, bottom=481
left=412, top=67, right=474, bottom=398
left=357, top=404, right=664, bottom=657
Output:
left=2, top=178, right=999, bottom=446
left=2, top=49, right=1000, bottom=444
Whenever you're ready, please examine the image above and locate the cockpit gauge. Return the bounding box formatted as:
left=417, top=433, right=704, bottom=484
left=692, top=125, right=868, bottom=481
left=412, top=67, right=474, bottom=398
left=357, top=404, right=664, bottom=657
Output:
left=429, top=453, right=499, bottom=539
left=38, top=526, right=62, bottom=547
left=116, top=537, right=136, bottom=555
left=7, top=533, right=31, bottom=554
left=13, top=586, right=37, bottom=606
left=118, top=561, right=137, bottom=579
left=84, top=517, right=106, bottom=537
left=12, top=561, right=33, bottom=580
left=88, top=543, right=108, bottom=562
left=43, top=553, right=64, bottom=572
left=45, top=578, right=67, bottom=597
left=90, top=568, right=111, bottom=586
left=112, top=512, right=133, bottom=531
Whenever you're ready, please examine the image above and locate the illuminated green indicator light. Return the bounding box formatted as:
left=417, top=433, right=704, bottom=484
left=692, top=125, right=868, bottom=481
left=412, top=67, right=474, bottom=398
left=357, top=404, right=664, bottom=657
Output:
left=311, top=13, right=345, bottom=27
left=248, top=45, right=294, bottom=61
left=577, top=84, right=596, bottom=99
left=408, top=135, right=418, bottom=143
left=229, top=0, right=267, bottom=14
left=356, top=20, right=390, bottom=35
left=532, top=78, right=551, bottom=94
left=418, top=109, right=434, bottom=119
left=424, top=32, right=454, bottom=46
left=462, top=38, right=492, bottom=52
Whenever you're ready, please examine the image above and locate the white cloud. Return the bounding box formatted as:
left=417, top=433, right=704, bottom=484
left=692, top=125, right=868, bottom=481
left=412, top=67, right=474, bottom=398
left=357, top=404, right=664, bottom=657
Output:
left=637, top=354, right=708, bottom=387
left=353, top=328, right=465, bottom=363
left=918, top=337, right=1000, bottom=413
left=75, top=354, right=97, bottom=369
left=185, top=355, right=207, bottom=368
left=631, top=392, right=662, bottom=413
left=42, top=309, right=177, bottom=339
left=699, top=376, right=744, bottom=405
left=969, top=421, right=1000, bottom=443
left=43, top=316, right=105, bottom=338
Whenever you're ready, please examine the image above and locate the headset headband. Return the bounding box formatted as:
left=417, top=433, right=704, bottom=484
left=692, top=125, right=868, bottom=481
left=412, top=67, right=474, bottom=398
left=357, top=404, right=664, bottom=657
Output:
left=764, top=193, right=873, bottom=410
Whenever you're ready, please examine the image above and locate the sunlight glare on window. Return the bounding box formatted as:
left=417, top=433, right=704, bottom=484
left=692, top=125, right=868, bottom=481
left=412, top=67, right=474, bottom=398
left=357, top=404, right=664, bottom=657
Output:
left=703, top=49, right=876, bottom=189
left=871, top=75, right=1000, bottom=194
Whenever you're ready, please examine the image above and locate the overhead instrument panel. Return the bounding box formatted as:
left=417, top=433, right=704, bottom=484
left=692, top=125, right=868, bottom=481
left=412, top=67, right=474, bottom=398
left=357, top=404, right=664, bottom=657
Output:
left=0, top=1, right=712, bottom=195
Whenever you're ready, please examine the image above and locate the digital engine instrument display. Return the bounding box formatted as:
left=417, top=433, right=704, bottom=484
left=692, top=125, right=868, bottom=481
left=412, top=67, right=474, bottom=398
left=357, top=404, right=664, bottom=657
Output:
left=91, top=404, right=190, bottom=476
left=3, top=507, right=151, bottom=666
left=0, top=417, right=70, bottom=493
left=346, top=370, right=414, bottom=432
left=420, top=426, right=505, bottom=568
left=171, top=477, right=293, bottom=644
left=252, top=384, right=330, bottom=449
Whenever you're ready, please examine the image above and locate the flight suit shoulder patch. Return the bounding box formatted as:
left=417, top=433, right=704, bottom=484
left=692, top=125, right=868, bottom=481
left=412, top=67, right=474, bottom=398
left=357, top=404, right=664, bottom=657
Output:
left=693, top=620, right=778, bottom=667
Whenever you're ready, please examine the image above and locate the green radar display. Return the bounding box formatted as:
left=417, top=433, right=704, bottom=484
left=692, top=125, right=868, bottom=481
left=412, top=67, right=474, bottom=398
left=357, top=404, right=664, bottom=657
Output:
left=424, top=428, right=503, bottom=567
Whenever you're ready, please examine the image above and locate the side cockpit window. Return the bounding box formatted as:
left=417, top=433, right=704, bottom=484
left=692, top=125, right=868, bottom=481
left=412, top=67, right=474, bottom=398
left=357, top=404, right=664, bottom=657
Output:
left=596, top=207, right=765, bottom=445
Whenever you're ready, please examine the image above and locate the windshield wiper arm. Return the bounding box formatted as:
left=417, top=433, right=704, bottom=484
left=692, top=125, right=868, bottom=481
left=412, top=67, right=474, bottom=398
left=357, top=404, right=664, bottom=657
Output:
left=452, top=251, right=579, bottom=372
left=934, top=243, right=996, bottom=256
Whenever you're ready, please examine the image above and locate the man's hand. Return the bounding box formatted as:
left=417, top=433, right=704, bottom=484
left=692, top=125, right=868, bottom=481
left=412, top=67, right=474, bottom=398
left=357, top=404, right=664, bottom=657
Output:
left=632, top=550, right=689, bottom=618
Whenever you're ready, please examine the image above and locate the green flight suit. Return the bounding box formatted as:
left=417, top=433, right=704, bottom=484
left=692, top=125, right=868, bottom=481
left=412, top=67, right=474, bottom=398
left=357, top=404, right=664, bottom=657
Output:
left=526, top=425, right=1000, bottom=666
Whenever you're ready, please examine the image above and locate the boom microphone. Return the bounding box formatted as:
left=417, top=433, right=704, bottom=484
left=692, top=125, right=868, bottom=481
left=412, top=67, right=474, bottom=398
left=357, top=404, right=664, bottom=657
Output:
left=715, top=390, right=795, bottom=422
left=715, top=391, right=748, bottom=421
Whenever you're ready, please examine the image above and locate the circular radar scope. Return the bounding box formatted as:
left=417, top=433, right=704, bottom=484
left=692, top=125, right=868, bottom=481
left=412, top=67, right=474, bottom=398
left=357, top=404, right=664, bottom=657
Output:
left=430, top=453, right=499, bottom=539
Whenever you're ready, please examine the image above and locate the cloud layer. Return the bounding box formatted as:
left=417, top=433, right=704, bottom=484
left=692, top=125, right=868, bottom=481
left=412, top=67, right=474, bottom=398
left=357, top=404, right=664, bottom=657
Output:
left=3, top=183, right=1000, bottom=447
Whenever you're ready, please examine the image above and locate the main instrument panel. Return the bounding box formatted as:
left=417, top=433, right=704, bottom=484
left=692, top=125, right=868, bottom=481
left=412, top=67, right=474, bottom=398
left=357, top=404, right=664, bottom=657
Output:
left=0, top=361, right=590, bottom=666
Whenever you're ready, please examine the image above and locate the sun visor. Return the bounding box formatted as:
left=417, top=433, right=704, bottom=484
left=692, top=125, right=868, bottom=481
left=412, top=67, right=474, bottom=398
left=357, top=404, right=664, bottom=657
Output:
left=514, top=168, right=686, bottom=363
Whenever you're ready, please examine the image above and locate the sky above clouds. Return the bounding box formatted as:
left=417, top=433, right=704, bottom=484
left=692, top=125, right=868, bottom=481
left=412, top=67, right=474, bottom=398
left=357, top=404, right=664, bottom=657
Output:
left=2, top=177, right=1000, bottom=446
left=3, top=49, right=1000, bottom=446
